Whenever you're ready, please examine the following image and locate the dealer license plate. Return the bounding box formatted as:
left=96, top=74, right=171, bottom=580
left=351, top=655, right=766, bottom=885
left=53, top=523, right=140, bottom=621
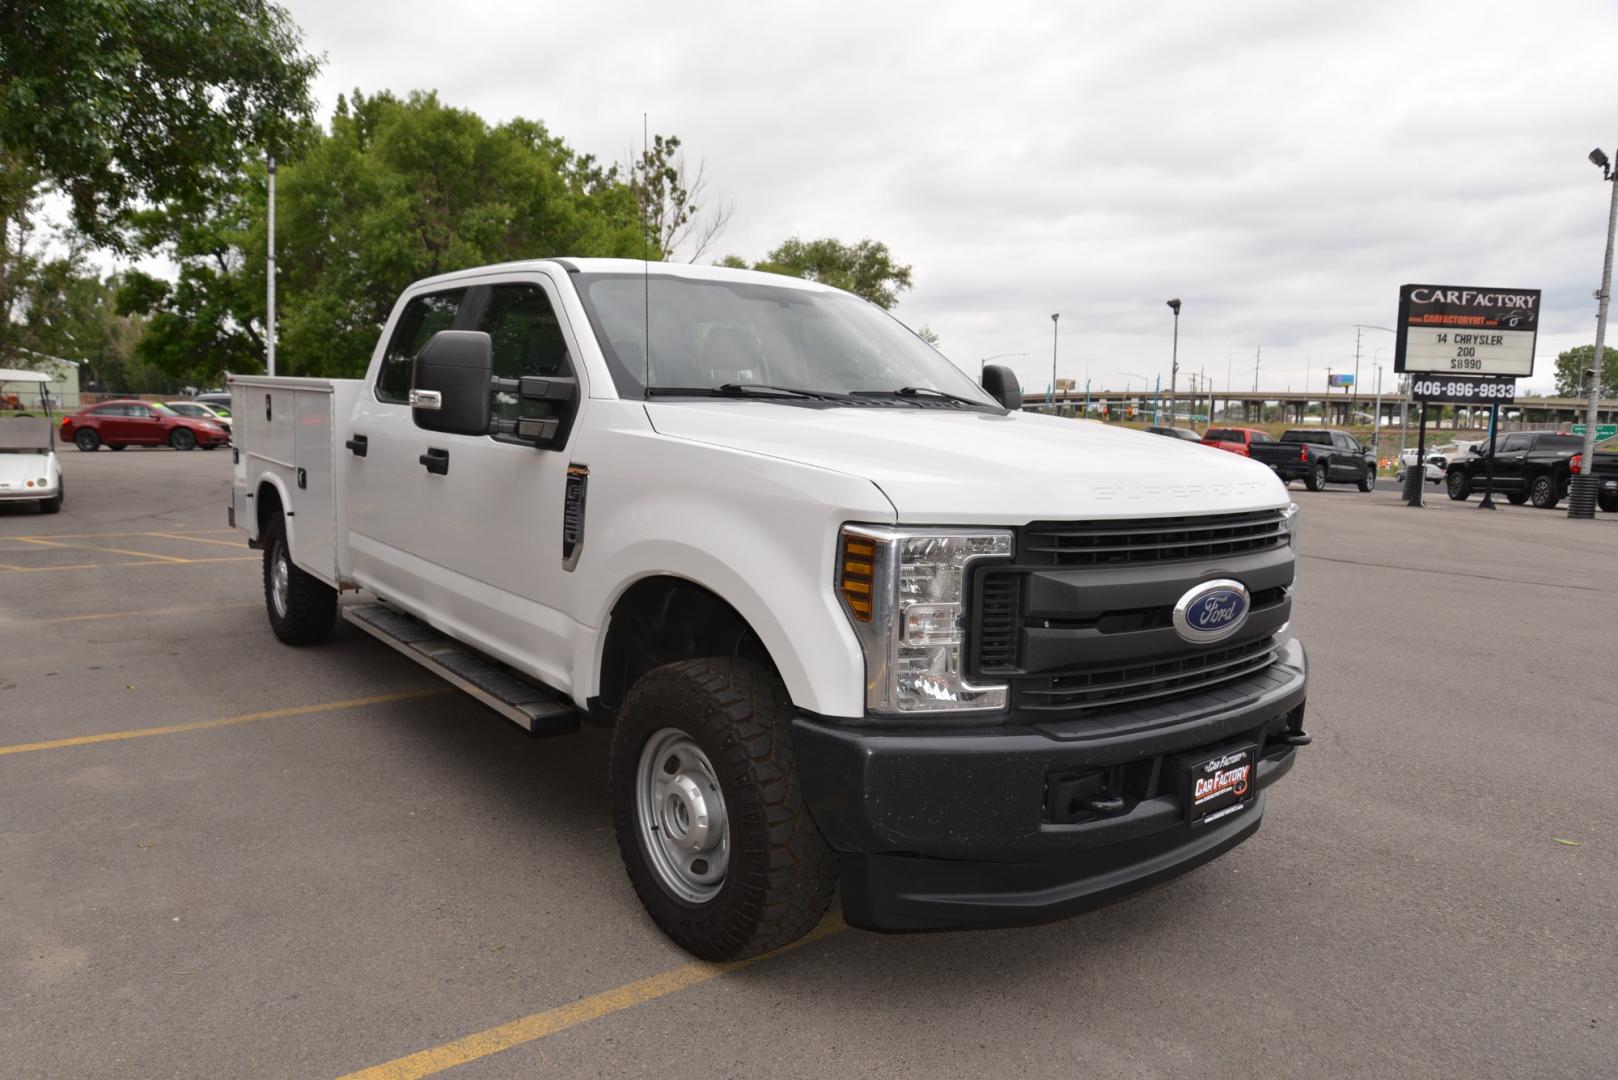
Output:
left=1186, top=745, right=1257, bottom=828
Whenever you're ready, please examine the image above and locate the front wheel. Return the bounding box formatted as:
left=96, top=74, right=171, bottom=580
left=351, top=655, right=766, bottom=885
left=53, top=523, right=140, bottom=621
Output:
left=1447, top=472, right=1470, bottom=501
left=1599, top=492, right=1618, bottom=513
left=73, top=428, right=100, bottom=452
left=169, top=427, right=197, bottom=451
left=1305, top=462, right=1327, bottom=492
left=1357, top=465, right=1376, bottom=492
left=609, top=658, right=837, bottom=961
left=1529, top=474, right=1558, bottom=509
left=262, top=517, right=337, bottom=645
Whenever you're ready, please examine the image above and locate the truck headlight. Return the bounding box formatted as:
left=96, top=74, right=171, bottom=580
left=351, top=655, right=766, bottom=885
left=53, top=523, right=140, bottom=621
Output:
left=837, top=525, right=1013, bottom=717
left=1282, top=502, right=1300, bottom=549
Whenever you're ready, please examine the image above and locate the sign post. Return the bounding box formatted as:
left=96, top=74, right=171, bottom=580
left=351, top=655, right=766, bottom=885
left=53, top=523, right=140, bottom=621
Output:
left=1395, top=285, right=1539, bottom=509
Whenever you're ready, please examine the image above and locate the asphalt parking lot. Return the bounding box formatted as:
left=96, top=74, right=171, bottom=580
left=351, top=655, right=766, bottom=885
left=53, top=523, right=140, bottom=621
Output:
left=3, top=448, right=1615, bottom=1079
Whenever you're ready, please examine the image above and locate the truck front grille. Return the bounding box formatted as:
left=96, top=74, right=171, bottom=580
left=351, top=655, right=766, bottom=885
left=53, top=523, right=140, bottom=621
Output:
left=1021, top=509, right=1287, bottom=567
left=968, top=510, right=1295, bottom=721
left=1016, top=635, right=1280, bottom=713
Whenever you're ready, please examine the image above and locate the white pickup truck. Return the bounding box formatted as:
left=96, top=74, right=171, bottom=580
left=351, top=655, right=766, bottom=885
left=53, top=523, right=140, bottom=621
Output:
left=229, top=258, right=1309, bottom=960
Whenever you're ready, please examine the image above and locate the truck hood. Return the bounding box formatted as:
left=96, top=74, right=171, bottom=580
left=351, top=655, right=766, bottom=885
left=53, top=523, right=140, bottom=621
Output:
left=644, top=402, right=1289, bottom=523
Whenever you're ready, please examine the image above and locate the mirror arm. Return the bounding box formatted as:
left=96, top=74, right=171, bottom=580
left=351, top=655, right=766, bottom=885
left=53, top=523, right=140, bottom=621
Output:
left=491, top=375, right=576, bottom=403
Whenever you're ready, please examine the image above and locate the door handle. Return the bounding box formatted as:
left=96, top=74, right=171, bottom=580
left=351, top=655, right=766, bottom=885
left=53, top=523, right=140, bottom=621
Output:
left=346, top=434, right=368, bottom=457
left=419, top=447, right=449, bottom=475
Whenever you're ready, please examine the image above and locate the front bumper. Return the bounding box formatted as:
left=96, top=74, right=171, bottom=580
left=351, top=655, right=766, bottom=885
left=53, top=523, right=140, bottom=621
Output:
left=792, top=638, right=1308, bottom=931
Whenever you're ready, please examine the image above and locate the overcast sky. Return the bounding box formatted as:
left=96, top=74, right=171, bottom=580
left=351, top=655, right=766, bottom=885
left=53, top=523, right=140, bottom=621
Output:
left=278, top=0, right=1618, bottom=395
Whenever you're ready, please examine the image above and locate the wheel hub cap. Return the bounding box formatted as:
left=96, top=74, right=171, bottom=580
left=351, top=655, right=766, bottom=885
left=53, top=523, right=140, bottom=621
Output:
left=636, top=728, right=730, bottom=903
left=271, top=547, right=290, bottom=618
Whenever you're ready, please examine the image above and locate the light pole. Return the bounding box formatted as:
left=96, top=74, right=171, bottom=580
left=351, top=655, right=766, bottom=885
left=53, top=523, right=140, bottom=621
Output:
left=979, top=352, right=1028, bottom=377
left=1166, top=298, right=1181, bottom=426
left=1571, top=145, right=1616, bottom=518
left=266, top=153, right=277, bottom=377
left=1050, top=314, right=1060, bottom=409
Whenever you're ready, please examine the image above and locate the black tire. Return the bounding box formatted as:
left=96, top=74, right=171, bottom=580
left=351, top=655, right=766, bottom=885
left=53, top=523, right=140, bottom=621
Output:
left=39, top=479, right=62, bottom=514
left=262, top=516, right=337, bottom=645
left=1447, top=471, right=1470, bottom=501
left=1529, top=474, right=1558, bottom=509
left=609, top=658, right=837, bottom=961
left=1305, top=462, right=1327, bottom=492
left=73, top=428, right=100, bottom=451
left=1506, top=490, right=1529, bottom=505
left=1357, top=465, right=1375, bottom=492
left=1599, top=492, right=1618, bottom=514
left=169, top=427, right=197, bottom=451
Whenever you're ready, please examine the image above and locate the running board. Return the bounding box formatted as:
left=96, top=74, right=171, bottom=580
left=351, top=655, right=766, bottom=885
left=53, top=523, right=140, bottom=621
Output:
left=343, top=603, right=580, bottom=736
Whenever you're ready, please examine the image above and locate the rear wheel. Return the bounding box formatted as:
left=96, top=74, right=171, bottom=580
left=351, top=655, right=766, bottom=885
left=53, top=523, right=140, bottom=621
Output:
left=609, top=658, right=837, bottom=961
left=1357, top=465, right=1375, bottom=492
left=1446, top=471, right=1470, bottom=501
left=262, top=516, right=337, bottom=645
left=1305, top=462, right=1327, bottom=492
left=1529, top=474, right=1558, bottom=509
left=73, top=428, right=100, bottom=451
left=1599, top=492, right=1618, bottom=513
left=169, top=427, right=196, bottom=451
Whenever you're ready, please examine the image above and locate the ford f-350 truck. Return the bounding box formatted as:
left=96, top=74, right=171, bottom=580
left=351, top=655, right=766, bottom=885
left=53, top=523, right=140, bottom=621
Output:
left=229, top=259, right=1309, bottom=960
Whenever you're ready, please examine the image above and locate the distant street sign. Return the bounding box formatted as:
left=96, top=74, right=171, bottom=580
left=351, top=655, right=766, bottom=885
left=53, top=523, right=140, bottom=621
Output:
left=1408, top=375, right=1517, bottom=405
left=1394, top=284, right=1541, bottom=377
left=1572, top=423, right=1618, bottom=441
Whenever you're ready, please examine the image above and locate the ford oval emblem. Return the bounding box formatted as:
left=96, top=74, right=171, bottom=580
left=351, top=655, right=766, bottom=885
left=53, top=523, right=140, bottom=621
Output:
left=1172, top=579, right=1251, bottom=645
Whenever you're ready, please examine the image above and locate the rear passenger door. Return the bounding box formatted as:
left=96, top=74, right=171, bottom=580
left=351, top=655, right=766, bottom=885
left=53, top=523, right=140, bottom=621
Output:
left=1493, top=434, right=1529, bottom=489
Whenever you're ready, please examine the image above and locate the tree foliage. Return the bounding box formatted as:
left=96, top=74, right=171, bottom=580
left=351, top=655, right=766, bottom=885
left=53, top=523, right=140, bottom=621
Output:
left=121, top=92, right=655, bottom=381
left=1553, top=343, right=1618, bottom=399
left=0, top=0, right=320, bottom=249
left=735, top=236, right=914, bottom=309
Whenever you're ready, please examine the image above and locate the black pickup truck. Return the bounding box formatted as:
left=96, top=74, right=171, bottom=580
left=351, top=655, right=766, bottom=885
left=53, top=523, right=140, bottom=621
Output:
left=1249, top=429, right=1377, bottom=492
left=1596, top=450, right=1618, bottom=512
left=1443, top=432, right=1600, bottom=509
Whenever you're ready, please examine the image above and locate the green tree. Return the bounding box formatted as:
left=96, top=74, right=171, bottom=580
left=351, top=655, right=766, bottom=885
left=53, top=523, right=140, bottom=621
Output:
left=0, top=0, right=319, bottom=249
left=729, top=237, right=914, bottom=309
left=1552, top=343, right=1618, bottom=398
left=628, top=134, right=732, bottom=261
left=123, top=92, right=654, bottom=381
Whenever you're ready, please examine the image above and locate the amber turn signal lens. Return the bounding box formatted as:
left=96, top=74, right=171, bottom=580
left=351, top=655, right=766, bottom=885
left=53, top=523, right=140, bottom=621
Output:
left=839, top=533, right=878, bottom=622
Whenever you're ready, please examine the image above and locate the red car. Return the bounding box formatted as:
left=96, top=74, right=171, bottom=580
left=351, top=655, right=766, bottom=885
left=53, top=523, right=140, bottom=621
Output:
left=60, top=399, right=230, bottom=452
left=1200, top=426, right=1274, bottom=458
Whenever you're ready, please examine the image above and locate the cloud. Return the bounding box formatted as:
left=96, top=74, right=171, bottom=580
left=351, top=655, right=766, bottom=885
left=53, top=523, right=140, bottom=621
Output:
left=284, top=0, right=1618, bottom=392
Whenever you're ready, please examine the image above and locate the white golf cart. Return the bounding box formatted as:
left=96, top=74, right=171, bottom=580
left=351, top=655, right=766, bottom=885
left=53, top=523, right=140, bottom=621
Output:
left=0, top=369, right=64, bottom=513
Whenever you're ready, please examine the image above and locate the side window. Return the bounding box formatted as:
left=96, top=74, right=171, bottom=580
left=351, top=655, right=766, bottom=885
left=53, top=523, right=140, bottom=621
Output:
left=92, top=404, right=124, bottom=416
left=1251, top=431, right=1272, bottom=444
left=476, top=283, right=572, bottom=423
left=128, top=405, right=153, bottom=419
left=376, top=290, right=466, bottom=404
left=1500, top=434, right=1527, bottom=453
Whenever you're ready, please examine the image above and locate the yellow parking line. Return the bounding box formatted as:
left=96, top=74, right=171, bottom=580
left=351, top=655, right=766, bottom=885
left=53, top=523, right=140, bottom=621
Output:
left=0, top=555, right=257, bottom=574
left=3, top=601, right=260, bottom=625
left=15, top=536, right=191, bottom=563
left=0, top=688, right=451, bottom=757
left=337, top=914, right=848, bottom=1080
left=148, top=531, right=247, bottom=549
left=2, top=529, right=236, bottom=540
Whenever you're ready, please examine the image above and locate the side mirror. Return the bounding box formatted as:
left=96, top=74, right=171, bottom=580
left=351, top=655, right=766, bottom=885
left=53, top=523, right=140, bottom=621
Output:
left=412, top=331, right=493, bottom=435
left=1470, top=444, right=1484, bottom=455
left=981, top=364, right=1023, bottom=411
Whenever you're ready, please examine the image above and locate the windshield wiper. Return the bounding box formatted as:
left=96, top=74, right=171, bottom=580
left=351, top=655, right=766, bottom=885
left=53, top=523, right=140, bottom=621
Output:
left=646, top=384, right=853, bottom=402
left=852, top=386, right=988, bottom=407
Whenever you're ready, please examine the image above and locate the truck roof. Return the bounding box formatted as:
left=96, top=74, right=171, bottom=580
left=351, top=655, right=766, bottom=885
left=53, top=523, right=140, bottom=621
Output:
left=407, top=258, right=837, bottom=295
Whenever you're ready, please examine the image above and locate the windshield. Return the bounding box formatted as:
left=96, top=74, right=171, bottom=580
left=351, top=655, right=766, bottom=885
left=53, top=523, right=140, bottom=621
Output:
left=573, top=272, right=997, bottom=407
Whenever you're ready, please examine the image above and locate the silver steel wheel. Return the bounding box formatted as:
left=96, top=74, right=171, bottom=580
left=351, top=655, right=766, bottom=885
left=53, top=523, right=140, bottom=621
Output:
left=271, top=542, right=290, bottom=619
left=635, top=727, right=730, bottom=903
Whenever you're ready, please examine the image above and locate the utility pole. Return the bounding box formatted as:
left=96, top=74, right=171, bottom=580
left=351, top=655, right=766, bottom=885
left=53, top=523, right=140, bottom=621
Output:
left=1050, top=314, right=1060, bottom=412
left=1353, top=326, right=1362, bottom=419
left=266, top=154, right=277, bottom=377
left=1572, top=145, right=1617, bottom=518
left=1253, top=345, right=1261, bottom=391
left=1166, top=299, right=1182, bottom=427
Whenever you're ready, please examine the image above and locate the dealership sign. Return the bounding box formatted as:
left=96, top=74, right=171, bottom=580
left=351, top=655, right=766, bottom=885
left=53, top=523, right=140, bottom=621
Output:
left=1393, top=284, right=1540, bottom=377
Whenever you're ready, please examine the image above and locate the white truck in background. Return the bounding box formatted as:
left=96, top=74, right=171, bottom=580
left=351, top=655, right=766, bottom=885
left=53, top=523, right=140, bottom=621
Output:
left=230, top=258, right=1310, bottom=960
